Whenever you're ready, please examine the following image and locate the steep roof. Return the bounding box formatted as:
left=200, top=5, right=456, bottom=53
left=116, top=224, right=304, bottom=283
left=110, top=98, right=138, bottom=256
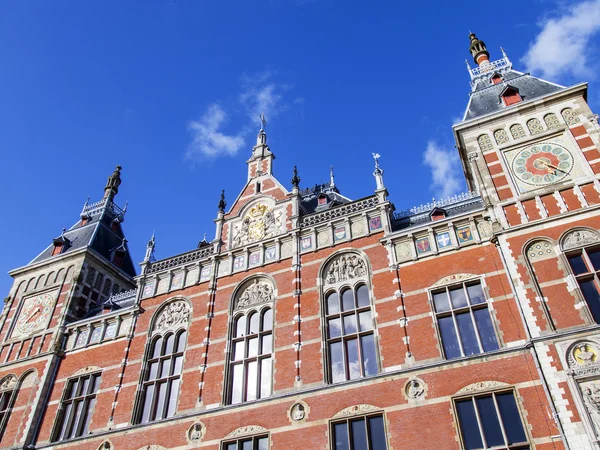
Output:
left=299, top=182, right=352, bottom=215
left=29, top=198, right=136, bottom=278
left=463, top=69, right=566, bottom=121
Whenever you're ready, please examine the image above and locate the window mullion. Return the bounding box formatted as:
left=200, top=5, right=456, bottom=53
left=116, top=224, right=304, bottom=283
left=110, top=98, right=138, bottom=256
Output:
left=451, top=312, right=466, bottom=357
left=469, top=308, right=485, bottom=353
left=471, top=397, right=488, bottom=449
left=491, top=393, right=510, bottom=446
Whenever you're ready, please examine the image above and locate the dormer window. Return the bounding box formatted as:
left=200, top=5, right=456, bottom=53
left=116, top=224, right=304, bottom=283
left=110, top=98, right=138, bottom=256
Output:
left=111, top=239, right=127, bottom=267
left=500, top=86, right=522, bottom=106
left=80, top=215, right=90, bottom=226
left=490, top=73, right=503, bottom=85
left=318, top=195, right=328, bottom=206
left=52, top=230, right=70, bottom=256
left=430, top=207, right=447, bottom=221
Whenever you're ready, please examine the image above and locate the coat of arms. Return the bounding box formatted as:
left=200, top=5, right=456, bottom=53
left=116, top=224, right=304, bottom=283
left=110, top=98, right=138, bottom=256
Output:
left=232, top=203, right=283, bottom=248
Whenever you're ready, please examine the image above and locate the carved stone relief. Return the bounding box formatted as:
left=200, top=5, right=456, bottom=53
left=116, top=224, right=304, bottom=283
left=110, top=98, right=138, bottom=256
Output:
left=225, top=425, right=268, bottom=438
left=236, top=279, right=274, bottom=310
left=456, top=381, right=510, bottom=394
left=333, top=404, right=380, bottom=418
left=187, top=422, right=204, bottom=442
left=154, top=301, right=190, bottom=332
left=72, top=366, right=102, bottom=377
left=527, top=241, right=556, bottom=261
left=580, top=380, right=600, bottom=437
left=405, top=379, right=426, bottom=400
left=324, top=254, right=368, bottom=285
left=136, top=446, right=167, bottom=450
left=431, top=273, right=478, bottom=288
left=231, top=203, right=283, bottom=248
left=562, top=229, right=600, bottom=251
left=290, top=402, right=306, bottom=421
left=0, top=375, right=17, bottom=391
left=395, top=241, right=412, bottom=263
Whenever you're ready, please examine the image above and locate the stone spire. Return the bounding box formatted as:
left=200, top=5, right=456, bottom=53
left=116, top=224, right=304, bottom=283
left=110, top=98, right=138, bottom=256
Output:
left=468, top=32, right=490, bottom=67
left=103, top=165, right=122, bottom=200
left=218, top=190, right=226, bottom=213
left=248, top=113, right=274, bottom=180
left=330, top=166, right=335, bottom=188
left=291, top=166, right=301, bottom=189
left=144, top=231, right=156, bottom=263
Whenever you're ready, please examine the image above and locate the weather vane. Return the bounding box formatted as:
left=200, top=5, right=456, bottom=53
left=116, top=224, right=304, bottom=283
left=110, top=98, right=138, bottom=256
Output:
left=372, top=152, right=381, bottom=169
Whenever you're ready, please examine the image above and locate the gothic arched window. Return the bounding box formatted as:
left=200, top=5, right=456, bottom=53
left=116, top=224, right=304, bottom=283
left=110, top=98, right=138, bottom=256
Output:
left=526, top=118, right=544, bottom=135
left=493, top=129, right=509, bottom=145
left=477, top=134, right=493, bottom=152
left=562, top=229, right=600, bottom=323
left=135, top=299, right=190, bottom=424
left=544, top=113, right=560, bottom=129
left=509, top=124, right=526, bottom=140
left=227, top=278, right=275, bottom=404
left=322, top=253, right=379, bottom=383
left=561, top=108, right=580, bottom=126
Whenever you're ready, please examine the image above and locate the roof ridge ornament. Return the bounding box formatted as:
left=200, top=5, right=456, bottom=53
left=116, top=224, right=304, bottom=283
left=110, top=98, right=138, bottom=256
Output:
left=373, top=153, right=385, bottom=190
left=291, top=165, right=300, bottom=189
left=218, top=190, right=226, bottom=213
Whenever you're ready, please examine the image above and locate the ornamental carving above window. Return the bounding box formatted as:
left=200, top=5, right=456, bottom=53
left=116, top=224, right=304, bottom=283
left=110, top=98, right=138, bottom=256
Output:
left=231, top=203, right=283, bottom=248
left=324, top=254, right=368, bottom=285
left=154, top=301, right=190, bottom=332
left=562, top=229, right=600, bottom=251
left=235, top=278, right=275, bottom=310
left=493, top=129, right=509, bottom=145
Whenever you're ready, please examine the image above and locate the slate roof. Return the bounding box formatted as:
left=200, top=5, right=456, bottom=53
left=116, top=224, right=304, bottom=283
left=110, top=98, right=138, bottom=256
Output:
left=29, top=199, right=137, bottom=278
left=463, top=69, right=566, bottom=121
left=299, top=182, right=352, bottom=215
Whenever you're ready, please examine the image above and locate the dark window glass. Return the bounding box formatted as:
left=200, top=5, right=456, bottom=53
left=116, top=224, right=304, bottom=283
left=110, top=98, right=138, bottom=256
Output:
left=580, top=280, right=600, bottom=323
left=53, top=373, right=101, bottom=442
left=588, top=249, right=600, bottom=271
left=331, top=414, right=387, bottom=450
left=456, top=392, right=529, bottom=450
left=438, top=316, right=461, bottom=359
left=222, top=435, right=269, bottom=450
left=0, top=388, right=14, bottom=439
left=229, top=308, right=273, bottom=404
left=568, top=254, right=588, bottom=275
left=496, top=392, right=527, bottom=444
left=456, top=399, right=483, bottom=450
left=434, top=281, right=498, bottom=360
left=139, top=330, right=187, bottom=423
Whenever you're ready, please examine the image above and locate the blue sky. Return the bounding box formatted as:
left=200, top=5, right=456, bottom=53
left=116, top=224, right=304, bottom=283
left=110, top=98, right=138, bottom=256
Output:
left=1, top=0, right=600, bottom=295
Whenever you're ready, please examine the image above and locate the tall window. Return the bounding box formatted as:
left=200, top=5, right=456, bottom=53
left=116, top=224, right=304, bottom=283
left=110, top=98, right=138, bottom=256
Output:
left=326, top=285, right=378, bottom=382
left=230, top=308, right=273, bottom=404
left=432, top=281, right=499, bottom=359
left=455, top=391, right=529, bottom=449
left=331, top=413, right=388, bottom=450
left=566, top=246, right=600, bottom=323
left=0, top=376, right=16, bottom=439
left=140, top=330, right=187, bottom=423
left=52, top=372, right=101, bottom=441
left=222, top=434, right=269, bottom=450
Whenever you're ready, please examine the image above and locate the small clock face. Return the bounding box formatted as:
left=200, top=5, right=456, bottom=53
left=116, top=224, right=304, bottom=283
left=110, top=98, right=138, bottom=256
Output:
left=14, top=293, right=55, bottom=337
left=511, top=143, right=574, bottom=187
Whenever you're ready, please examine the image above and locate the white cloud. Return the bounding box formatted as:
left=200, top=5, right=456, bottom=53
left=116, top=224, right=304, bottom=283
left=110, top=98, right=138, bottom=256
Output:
left=240, top=71, right=288, bottom=126
left=186, top=104, right=245, bottom=160
left=521, top=0, right=600, bottom=79
left=423, top=141, right=463, bottom=199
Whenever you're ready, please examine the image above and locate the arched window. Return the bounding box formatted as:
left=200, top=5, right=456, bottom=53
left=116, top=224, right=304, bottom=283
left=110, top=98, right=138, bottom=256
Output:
left=322, top=253, right=378, bottom=383
left=544, top=113, right=560, bottom=129
left=493, top=129, right=509, bottom=145
left=562, top=229, right=600, bottom=323
left=561, top=108, right=580, bottom=126
left=526, top=118, right=544, bottom=135
left=135, top=299, right=190, bottom=424
left=227, top=278, right=275, bottom=404
left=509, top=124, right=526, bottom=140
left=230, top=308, right=273, bottom=404
left=477, top=134, right=493, bottom=152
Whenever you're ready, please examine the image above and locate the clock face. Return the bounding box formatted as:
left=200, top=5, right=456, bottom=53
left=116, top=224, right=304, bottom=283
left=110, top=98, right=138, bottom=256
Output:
left=511, top=143, right=574, bottom=188
left=14, top=293, right=55, bottom=337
